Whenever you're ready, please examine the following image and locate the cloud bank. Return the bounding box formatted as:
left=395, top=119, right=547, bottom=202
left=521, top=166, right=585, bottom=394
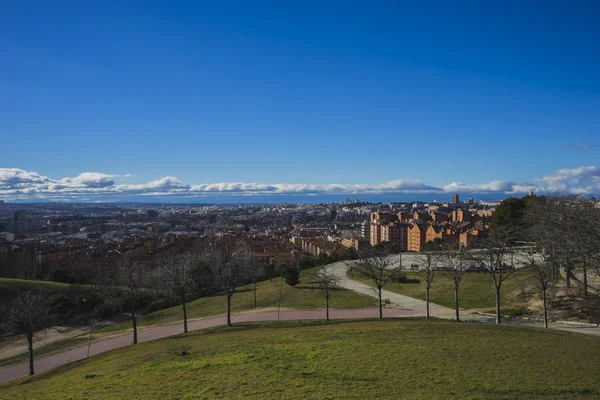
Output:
left=1, top=166, right=599, bottom=202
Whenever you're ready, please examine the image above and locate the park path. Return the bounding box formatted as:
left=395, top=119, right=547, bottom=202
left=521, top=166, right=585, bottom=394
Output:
left=327, top=261, right=484, bottom=321
left=0, top=307, right=418, bottom=384
left=327, top=261, right=600, bottom=335
left=0, top=315, right=131, bottom=362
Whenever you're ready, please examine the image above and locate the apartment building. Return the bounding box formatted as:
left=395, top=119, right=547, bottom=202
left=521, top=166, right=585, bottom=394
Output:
left=408, top=223, right=427, bottom=252
left=340, top=237, right=370, bottom=251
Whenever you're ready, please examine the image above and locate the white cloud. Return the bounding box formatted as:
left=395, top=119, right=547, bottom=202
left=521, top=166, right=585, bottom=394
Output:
left=539, top=166, right=600, bottom=194
left=1, top=166, right=599, bottom=201
left=53, top=172, right=116, bottom=189
left=443, top=180, right=516, bottom=193
left=0, top=168, right=52, bottom=190
left=120, top=177, right=190, bottom=193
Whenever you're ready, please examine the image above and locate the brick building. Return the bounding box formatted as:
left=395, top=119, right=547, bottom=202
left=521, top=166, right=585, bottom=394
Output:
left=408, top=223, right=427, bottom=252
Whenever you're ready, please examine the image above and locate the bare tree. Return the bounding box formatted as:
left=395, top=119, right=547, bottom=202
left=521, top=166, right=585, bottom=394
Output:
left=525, top=197, right=562, bottom=328
left=208, top=241, right=252, bottom=327
left=0, top=291, right=55, bottom=375
left=416, top=252, right=436, bottom=319
left=559, top=198, right=600, bottom=296
left=311, top=265, right=340, bottom=322
left=527, top=250, right=556, bottom=328
left=107, top=258, right=150, bottom=344
left=253, top=275, right=258, bottom=308
left=349, top=244, right=402, bottom=320
left=160, top=252, right=195, bottom=333
left=247, top=260, right=263, bottom=309
left=439, top=242, right=469, bottom=322
left=273, top=275, right=287, bottom=321
left=531, top=196, right=600, bottom=295
left=472, top=226, right=520, bottom=324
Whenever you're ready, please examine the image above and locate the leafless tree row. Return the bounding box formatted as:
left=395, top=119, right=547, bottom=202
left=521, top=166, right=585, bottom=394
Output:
left=525, top=196, right=600, bottom=327
left=1, top=236, right=352, bottom=376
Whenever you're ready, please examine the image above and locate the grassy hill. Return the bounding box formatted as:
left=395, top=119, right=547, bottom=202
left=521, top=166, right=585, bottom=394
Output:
left=2, top=319, right=599, bottom=399
left=97, top=266, right=377, bottom=334
left=0, top=267, right=377, bottom=366
left=0, top=278, right=79, bottom=299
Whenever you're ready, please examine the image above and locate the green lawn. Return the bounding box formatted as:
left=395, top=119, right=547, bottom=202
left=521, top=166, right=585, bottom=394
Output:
left=350, top=267, right=540, bottom=311
left=97, top=266, right=377, bottom=334
left=0, top=267, right=376, bottom=366
left=2, top=319, right=599, bottom=399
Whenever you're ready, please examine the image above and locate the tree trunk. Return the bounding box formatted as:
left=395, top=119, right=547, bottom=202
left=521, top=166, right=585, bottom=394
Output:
left=378, top=286, right=383, bottom=320
left=326, top=294, right=329, bottom=322
left=495, top=286, right=501, bottom=324
left=182, top=296, right=188, bottom=333
left=582, top=262, right=588, bottom=297
left=277, top=299, right=281, bottom=321
left=87, top=331, right=92, bottom=358
left=566, top=266, right=571, bottom=288
left=253, top=280, right=257, bottom=308
left=454, top=285, right=460, bottom=322
left=227, top=294, right=232, bottom=327
left=425, top=285, right=430, bottom=319
left=132, top=310, right=138, bottom=344
left=542, top=287, right=548, bottom=329
left=27, top=335, right=34, bottom=376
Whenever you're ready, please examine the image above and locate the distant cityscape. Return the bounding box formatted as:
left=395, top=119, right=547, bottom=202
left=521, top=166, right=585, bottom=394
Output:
left=0, top=194, right=497, bottom=282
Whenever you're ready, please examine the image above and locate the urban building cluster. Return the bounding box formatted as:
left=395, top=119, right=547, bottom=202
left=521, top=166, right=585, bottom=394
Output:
left=0, top=196, right=497, bottom=282
left=360, top=194, right=493, bottom=252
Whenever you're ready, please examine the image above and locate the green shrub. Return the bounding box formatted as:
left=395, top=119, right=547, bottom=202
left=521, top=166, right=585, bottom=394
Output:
left=282, top=265, right=300, bottom=287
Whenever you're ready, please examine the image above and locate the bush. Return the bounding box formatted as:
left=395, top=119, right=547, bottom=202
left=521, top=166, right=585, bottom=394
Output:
left=393, top=273, right=419, bottom=284
left=282, top=265, right=300, bottom=287
left=47, top=294, right=77, bottom=317
left=50, top=268, right=77, bottom=284
left=190, top=261, right=218, bottom=297
left=262, top=263, right=279, bottom=280
left=504, top=305, right=529, bottom=317
left=296, top=259, right=315, bottom=271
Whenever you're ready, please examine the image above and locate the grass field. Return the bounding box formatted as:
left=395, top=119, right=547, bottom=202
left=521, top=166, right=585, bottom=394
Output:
left=350, top=267, right=539, bottom=312
left=0, top=267, right=377, bottom=366
left=96, top=266, right=377, bottom=334
left=2, top=319, right=599, bottom=399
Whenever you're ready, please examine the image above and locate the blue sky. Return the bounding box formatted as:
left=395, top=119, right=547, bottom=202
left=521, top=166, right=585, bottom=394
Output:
left=1, top=1, right=599, bottom=202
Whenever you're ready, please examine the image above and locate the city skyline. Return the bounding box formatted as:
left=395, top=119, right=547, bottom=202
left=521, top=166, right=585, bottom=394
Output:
left=1, top=165, right=598, bottom=203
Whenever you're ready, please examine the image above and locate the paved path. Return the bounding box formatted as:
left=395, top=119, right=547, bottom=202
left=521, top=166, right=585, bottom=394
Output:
left=327, top=261, right=600, bottom=334
left=327, top=261, right=483, bottom=321
left=0, top=315, right=130, bottom=362
left=0, top=308, right=417, bottom=384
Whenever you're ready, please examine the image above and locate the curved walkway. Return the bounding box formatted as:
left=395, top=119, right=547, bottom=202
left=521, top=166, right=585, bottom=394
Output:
left=327, top=261, right=600, bottom=335
left=328, top=261, right=462, bottom=320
